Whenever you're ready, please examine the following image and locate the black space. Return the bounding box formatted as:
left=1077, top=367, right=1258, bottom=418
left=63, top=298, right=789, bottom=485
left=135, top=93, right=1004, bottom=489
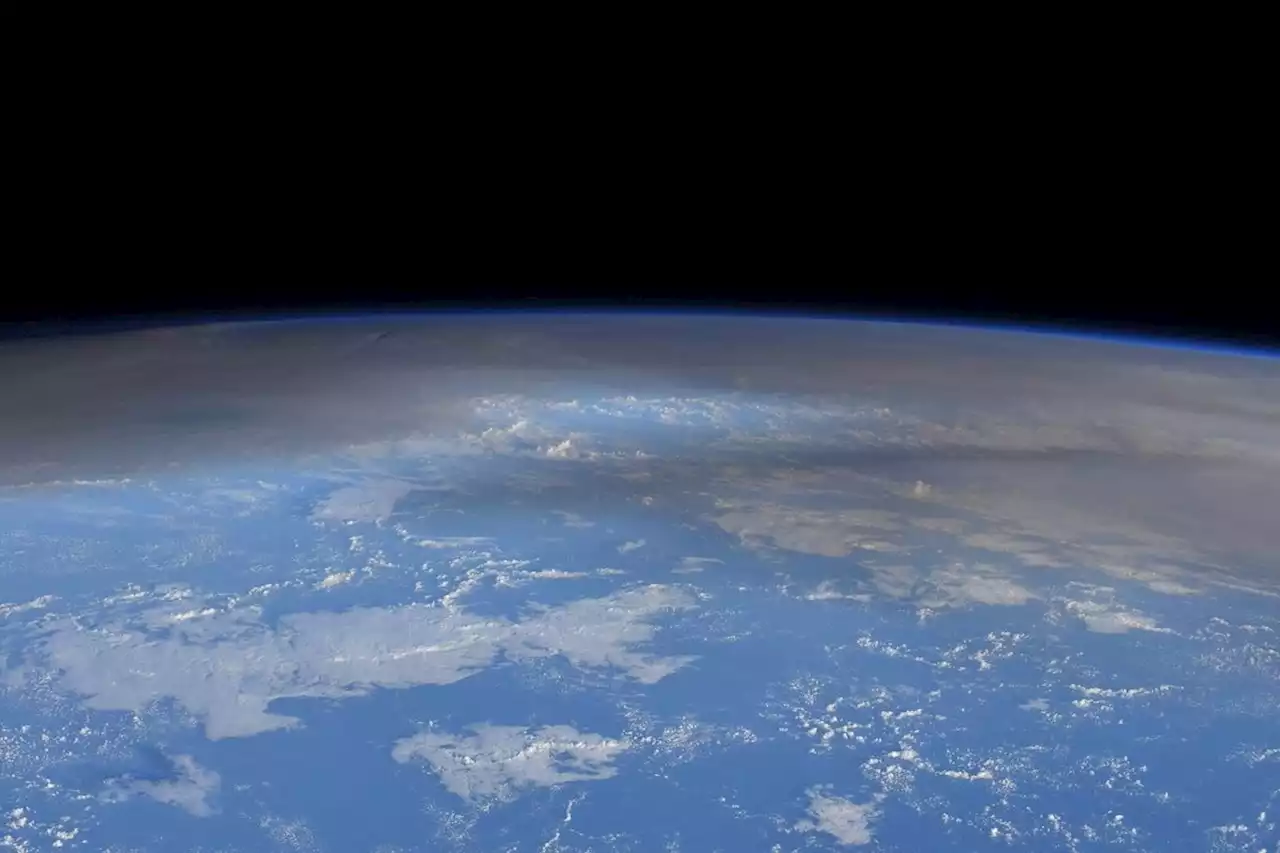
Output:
left=5, top=155, right=1269, bottom=349
left=5, top=17, right=1268, bottom=350
left=6, top=244, right=1269, bottom=351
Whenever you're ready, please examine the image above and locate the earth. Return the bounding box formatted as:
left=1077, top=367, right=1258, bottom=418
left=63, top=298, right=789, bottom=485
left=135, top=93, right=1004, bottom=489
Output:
left=0, top=314, right=1277, bottom=852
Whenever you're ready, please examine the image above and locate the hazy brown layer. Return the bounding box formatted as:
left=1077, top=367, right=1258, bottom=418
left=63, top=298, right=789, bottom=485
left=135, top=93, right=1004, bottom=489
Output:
left=2, top=315, right=1277, bottom=574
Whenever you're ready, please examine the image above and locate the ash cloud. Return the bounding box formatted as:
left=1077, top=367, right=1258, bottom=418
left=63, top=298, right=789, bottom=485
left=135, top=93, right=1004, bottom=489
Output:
left=2, top=315, right=1279, bottom=581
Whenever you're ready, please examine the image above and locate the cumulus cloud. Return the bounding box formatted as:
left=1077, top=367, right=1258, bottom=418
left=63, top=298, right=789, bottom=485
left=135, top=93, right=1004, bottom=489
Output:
left=315, top=569, right=356, bottom=590
left=1063, top=599, right=1167, bottom=634
left=1049, top=586, right=1170, bottom=634
left=523, top=569, right=590, bottom=580
left=803, top=581, right=872, bottom=602
left=460, top=418, right=604, bottom=461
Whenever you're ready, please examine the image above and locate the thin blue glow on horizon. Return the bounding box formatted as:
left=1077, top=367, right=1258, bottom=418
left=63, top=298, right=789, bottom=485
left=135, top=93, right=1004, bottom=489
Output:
left=8, top=307, right=1273, bottom=363
left=204, top=307, right=1280, bottom=363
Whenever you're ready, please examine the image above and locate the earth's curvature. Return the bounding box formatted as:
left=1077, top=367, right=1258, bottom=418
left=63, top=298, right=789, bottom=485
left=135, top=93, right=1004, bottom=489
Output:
left=1, top=314, right=1278, bottom=852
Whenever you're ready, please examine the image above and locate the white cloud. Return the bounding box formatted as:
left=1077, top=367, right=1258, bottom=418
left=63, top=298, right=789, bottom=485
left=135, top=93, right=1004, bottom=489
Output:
left=552, top=511, right=595, bottom=528
left=165, top=607, right=220, bottom=622
left=3, top=477, right=134, bottom=491
left=525, top=569, right=590, bottom=580
left=864, top=562, right=1037, bottom=610
left=258, top=815, right=320, bottom=851
left=713, top=504, right=905, bottom=558
left=672, top=556, right=723, bottom=574
left=618, top=539, right=646, bottom=554
left=1062, top=598, right=1169, bottom=634
left=543, top=438, right=586, bottom=459
left=413, top=536, right=493, bottom=549
left=1069, top=683, right=1181, bottom=699
left=315, top=569, right=355, bottom=590
left=489, top=567, right=592, bottom=589
left=101, top=754, right=220, bottom=817
left=0, top=594, right=56, bottom=620
left=795, top=787, right=883, bottom=846
left=310, top=479, right=417, bottom=524
left=463, top=418, right=603, bottom=461
left=928, top=567, right=1037, bottom=607
left=39, top=584, right=697, bottom=739
left=1144, top=578, right=1198, bottom=595
left=960, top=532, right=1069, bottom=568
left=804, top=581, right=871, bottom=602
left=392, top=724, right=629, bottom=803
left=504, top=586, right=699, bottom=684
